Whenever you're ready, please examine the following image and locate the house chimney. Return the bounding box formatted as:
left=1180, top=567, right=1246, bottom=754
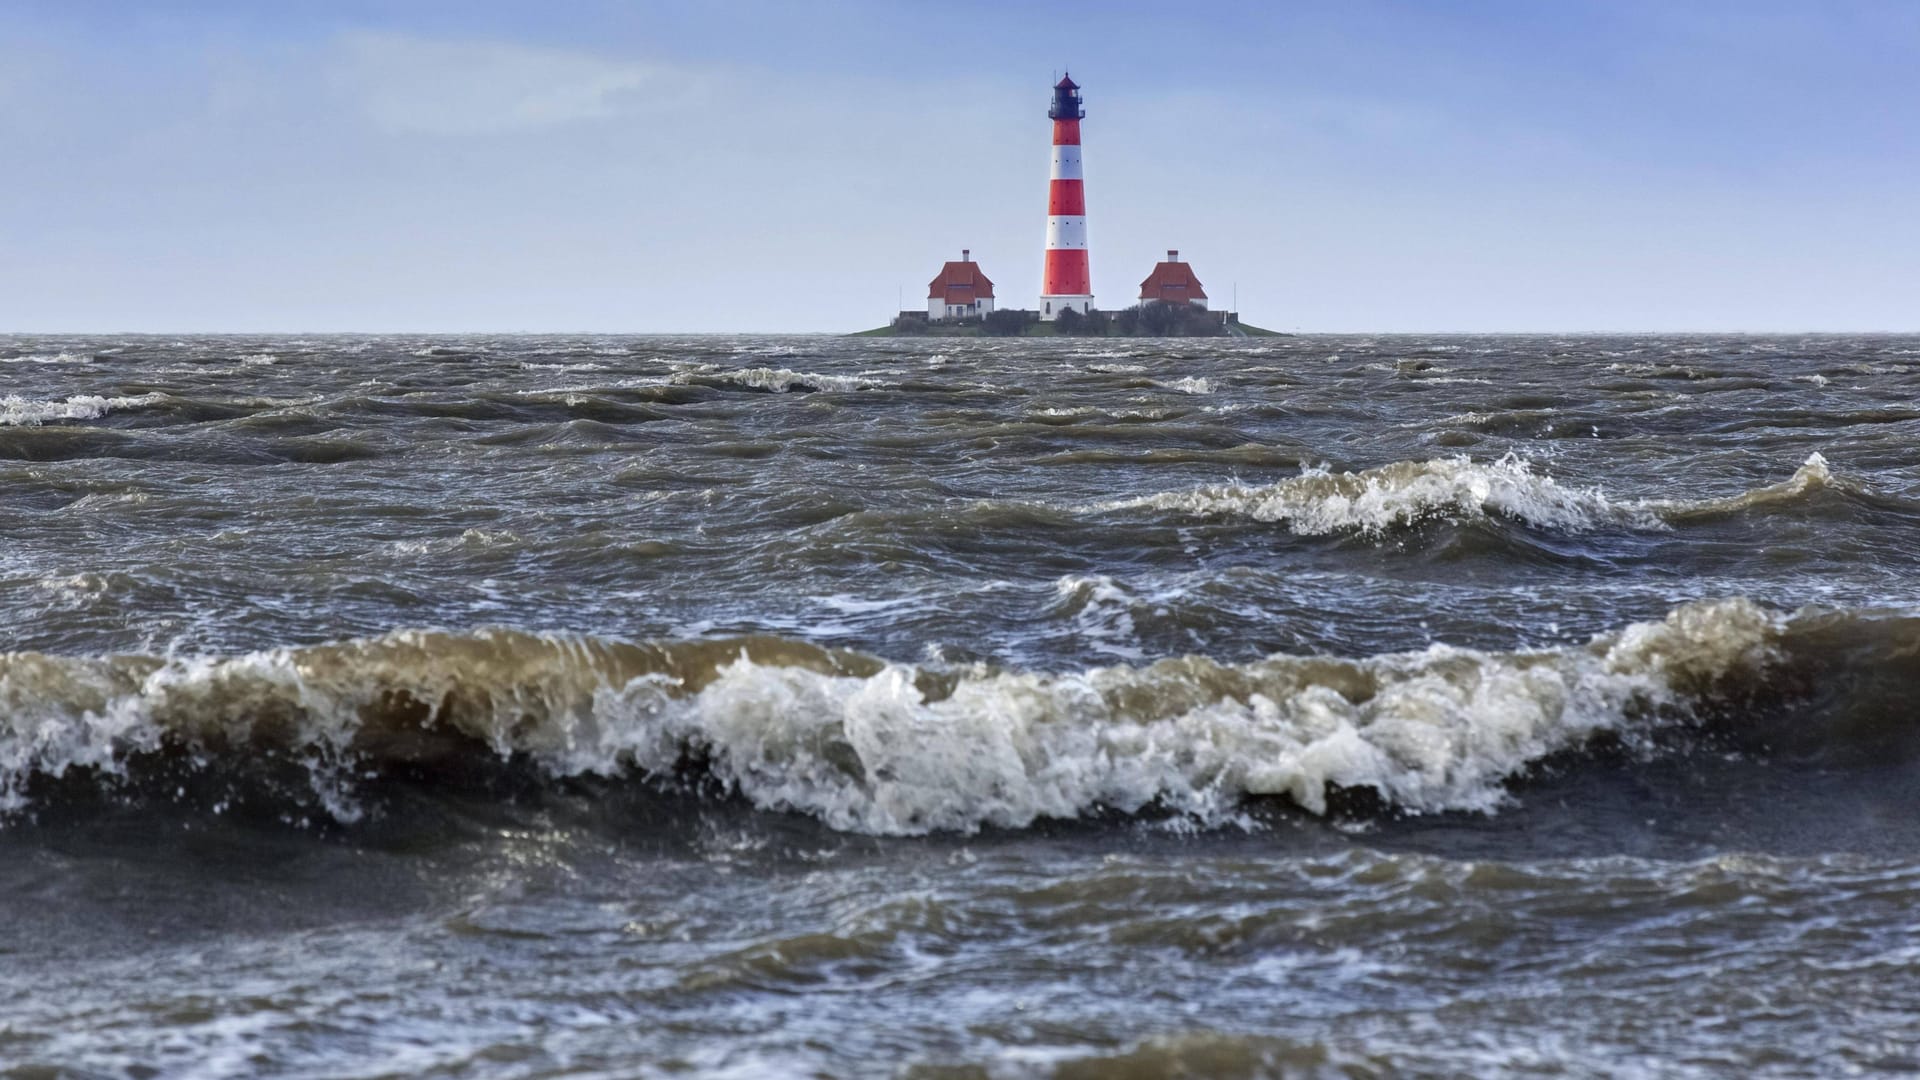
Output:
left=1168, top=249, right=1178, bottom=262
left=962, top=248, right=971, bottom=262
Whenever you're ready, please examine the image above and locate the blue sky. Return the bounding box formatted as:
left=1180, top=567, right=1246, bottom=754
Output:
left=2, top=1, right=1915, bottom=332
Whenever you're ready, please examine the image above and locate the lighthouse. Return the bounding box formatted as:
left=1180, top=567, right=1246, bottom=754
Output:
left=1040, top=74, right=1093, bottom=320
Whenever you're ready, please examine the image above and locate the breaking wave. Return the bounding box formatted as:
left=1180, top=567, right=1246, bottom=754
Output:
left=1092, top=453, right=1868, bottom=537
left=6, top=598, right=1882, bottom=835
left=1093, top=454, right=1646, bottom=535
left=1160, top=376, right=1214, bottom=395
left=668, top=367, right=886, bottom=394
left=1050, top=575, right=1146, bottom=661
left=1649, top=452, right=1848, bottom=520
left=0, top=393, right=167, bottom=427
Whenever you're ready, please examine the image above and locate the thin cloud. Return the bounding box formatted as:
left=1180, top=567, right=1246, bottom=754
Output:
left=330, top=32, right=704, bottom=135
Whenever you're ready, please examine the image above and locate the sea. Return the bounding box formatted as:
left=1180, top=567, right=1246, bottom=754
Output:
left=3, top=333, right=1919, bottom=1078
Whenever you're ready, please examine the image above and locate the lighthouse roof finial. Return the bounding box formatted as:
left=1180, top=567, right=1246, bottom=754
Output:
left=1056, top=73, right=1078, bottom=90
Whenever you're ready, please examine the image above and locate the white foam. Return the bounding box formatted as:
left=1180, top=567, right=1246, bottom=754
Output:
left=0, top=600, right=1784, bottom=833
left=1051, top=575, right=1144, bottom=661
left=670, top=367, right=885, bottom=393
left=31, top=572, right=119, bottom=608
left=0, top=393, right=166, bottom=427
left=590, top=598, right=1781, bottom=831
left=519, top=361, right=608, bottom=372
left=385, top=529, right=522, bottom=557
left=1093, top=455, right=1649, bottom=535
left=1161, top=376, right=1213, bottom=395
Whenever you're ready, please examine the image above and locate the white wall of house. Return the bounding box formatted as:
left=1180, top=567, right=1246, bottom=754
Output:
left=928, top=296, right=995, bottom=321
left=1039, top=295, right=1094, bottom=320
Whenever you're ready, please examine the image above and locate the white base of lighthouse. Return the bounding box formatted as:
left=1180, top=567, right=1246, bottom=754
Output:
left=1040, top=295, right=1094, bottom=320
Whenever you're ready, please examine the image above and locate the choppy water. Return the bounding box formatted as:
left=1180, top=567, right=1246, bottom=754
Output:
left=4, top=334, right=1920, bottom=1077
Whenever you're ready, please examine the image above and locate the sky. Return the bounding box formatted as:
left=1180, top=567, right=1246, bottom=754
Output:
left=1, top=0, right=1916, bottom=333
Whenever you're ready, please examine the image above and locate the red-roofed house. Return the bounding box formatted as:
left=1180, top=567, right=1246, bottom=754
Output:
left=928, top=249, right=996, bottom=321
left=1138, top=250, right=1209, bottom=309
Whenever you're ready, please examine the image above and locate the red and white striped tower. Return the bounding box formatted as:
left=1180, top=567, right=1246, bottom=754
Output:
left=1040, top=74, right=1092, bottom=320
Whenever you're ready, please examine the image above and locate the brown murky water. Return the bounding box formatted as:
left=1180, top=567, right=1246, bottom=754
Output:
left=4, top=334, right=1920, bottom=1076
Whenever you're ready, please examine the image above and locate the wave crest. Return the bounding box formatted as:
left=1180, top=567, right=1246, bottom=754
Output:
left=1651, top=453, right=1841, bottom=520
left=0, top=601, right=1787, bottom=833
left=1093, top=454, right=1883, bottom=537
left=1092, top=455, right=1643, bottom=535
left=0, top=393, right=167, bottom=427
left=669, top=367, right=885, bottom=393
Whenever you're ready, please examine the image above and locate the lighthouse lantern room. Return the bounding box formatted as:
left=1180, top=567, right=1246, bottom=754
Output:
left=1040, top=74, right=1093, bottom=320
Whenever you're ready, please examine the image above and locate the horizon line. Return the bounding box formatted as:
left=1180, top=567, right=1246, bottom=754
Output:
left=5, top=327, right=1920, bottom=337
